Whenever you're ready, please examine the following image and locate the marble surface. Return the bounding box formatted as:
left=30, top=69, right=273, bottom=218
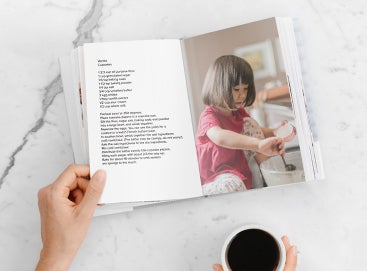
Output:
left=1, top=0, right=367, bottom=270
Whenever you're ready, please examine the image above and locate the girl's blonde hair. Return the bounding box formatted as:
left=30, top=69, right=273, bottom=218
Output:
left=202, top=55, right=256, bottom=110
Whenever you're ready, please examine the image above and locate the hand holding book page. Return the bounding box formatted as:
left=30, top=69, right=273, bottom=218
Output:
left=82, top=40, right=202, bottom=203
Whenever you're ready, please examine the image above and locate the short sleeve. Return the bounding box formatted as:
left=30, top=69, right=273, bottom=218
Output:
left=196, top=107, right=221, bottom=143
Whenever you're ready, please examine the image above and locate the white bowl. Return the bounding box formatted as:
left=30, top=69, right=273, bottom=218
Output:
left=260, top=151, right=305, bottom=186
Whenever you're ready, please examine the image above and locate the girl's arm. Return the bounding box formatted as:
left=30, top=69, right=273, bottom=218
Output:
left=206, top=126, right=284, bottom=156
left=207, top=126, right=260, bottom=151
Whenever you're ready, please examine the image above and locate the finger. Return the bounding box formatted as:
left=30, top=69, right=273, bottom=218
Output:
left=54, top=164, right=90, bottom=189
left=69, top=188, right=84, bottom=205
left=281, top=236, right=298, bottom=271
left=77, top=177, right=90, bottom=193
left=281, top=236, right=291, bottom=249
left=68, top=177, right=90, bottom=192
left=212, top=264, right=224, bottom=271
left=283, top=246, right=297, bottom=271
left=78, top=170, right=106, bottom=218
left=279, top=141, right=285, bottom=155
left=274, top=138, right=284, bottom=154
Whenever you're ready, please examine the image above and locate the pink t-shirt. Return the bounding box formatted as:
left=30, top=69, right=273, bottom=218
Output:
left=196, top=105, right=252, bottom=189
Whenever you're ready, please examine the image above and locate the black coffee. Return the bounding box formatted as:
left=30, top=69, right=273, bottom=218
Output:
left=226, top=229, right=280, bottom=271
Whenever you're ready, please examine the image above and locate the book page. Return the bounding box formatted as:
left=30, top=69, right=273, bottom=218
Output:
left=181, top=18, right=315, bottom=193
left=83, top=40, right=202, bottom=203
left=59, top=54, right=87, bottom=164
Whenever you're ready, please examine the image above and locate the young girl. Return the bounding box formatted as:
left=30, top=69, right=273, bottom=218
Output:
left=196, top=55, right=286, bottom=195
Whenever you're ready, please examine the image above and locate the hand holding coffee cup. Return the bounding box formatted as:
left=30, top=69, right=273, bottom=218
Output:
left=215, top=225, right=297, bottom=271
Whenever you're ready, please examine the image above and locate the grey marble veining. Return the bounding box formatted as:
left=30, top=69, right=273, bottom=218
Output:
left=1, top=0, right=367, bottom=270
left=0, top=0, right=102, bottom=188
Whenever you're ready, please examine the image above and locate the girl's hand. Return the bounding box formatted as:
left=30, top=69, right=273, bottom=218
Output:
left=258, top=137, right=285, bottom=156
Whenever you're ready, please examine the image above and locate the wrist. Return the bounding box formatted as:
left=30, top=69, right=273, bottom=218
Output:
left=250, top=137, right=262, bottom=152
left=36, top=248, right=74, bottom=271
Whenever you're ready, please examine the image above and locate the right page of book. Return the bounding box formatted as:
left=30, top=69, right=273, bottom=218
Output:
left=82, top=40, right=202, bottom=204
left=181, top=17, right=321, bottom=196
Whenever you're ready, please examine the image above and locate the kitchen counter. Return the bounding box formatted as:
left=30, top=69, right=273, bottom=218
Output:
left=1, top=0, right=367, bottom=270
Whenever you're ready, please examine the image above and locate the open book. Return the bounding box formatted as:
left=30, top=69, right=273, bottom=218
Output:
left=59, top=17, right=324, bottom=215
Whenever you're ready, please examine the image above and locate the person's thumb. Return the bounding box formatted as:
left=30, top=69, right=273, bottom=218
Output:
left=283, top=246, right=298, bottom=271
left=79, top=170, right=106, bottom=217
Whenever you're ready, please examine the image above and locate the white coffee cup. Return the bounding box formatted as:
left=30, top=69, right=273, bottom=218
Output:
left=221, top=224, right=286, bottom=271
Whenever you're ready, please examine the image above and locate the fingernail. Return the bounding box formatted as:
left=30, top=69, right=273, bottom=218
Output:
left=212, top=264, right=221, bottom=271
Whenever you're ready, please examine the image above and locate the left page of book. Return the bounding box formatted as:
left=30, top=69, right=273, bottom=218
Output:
left=82, top=40, right=203, bottom=204
left=59, top=50, right=88, bottom=164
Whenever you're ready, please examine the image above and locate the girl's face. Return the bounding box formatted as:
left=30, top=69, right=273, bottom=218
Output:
left=232, top=84, right=248, bottom=109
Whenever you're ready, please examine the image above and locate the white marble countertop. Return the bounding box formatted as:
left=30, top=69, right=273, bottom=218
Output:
left=1, top=0, right=367, bottom=270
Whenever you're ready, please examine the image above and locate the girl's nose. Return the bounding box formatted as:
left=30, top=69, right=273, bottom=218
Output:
left=239, top=90, right=246, bottom=98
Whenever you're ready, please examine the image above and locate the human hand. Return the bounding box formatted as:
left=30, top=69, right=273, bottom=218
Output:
left=258, top=137, right=285, bottom=157
left=212, top=235, right=297, bottom=271
left=281, top=236, right=298, bottom=271
left=36, top=164, right=106, bottom=271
